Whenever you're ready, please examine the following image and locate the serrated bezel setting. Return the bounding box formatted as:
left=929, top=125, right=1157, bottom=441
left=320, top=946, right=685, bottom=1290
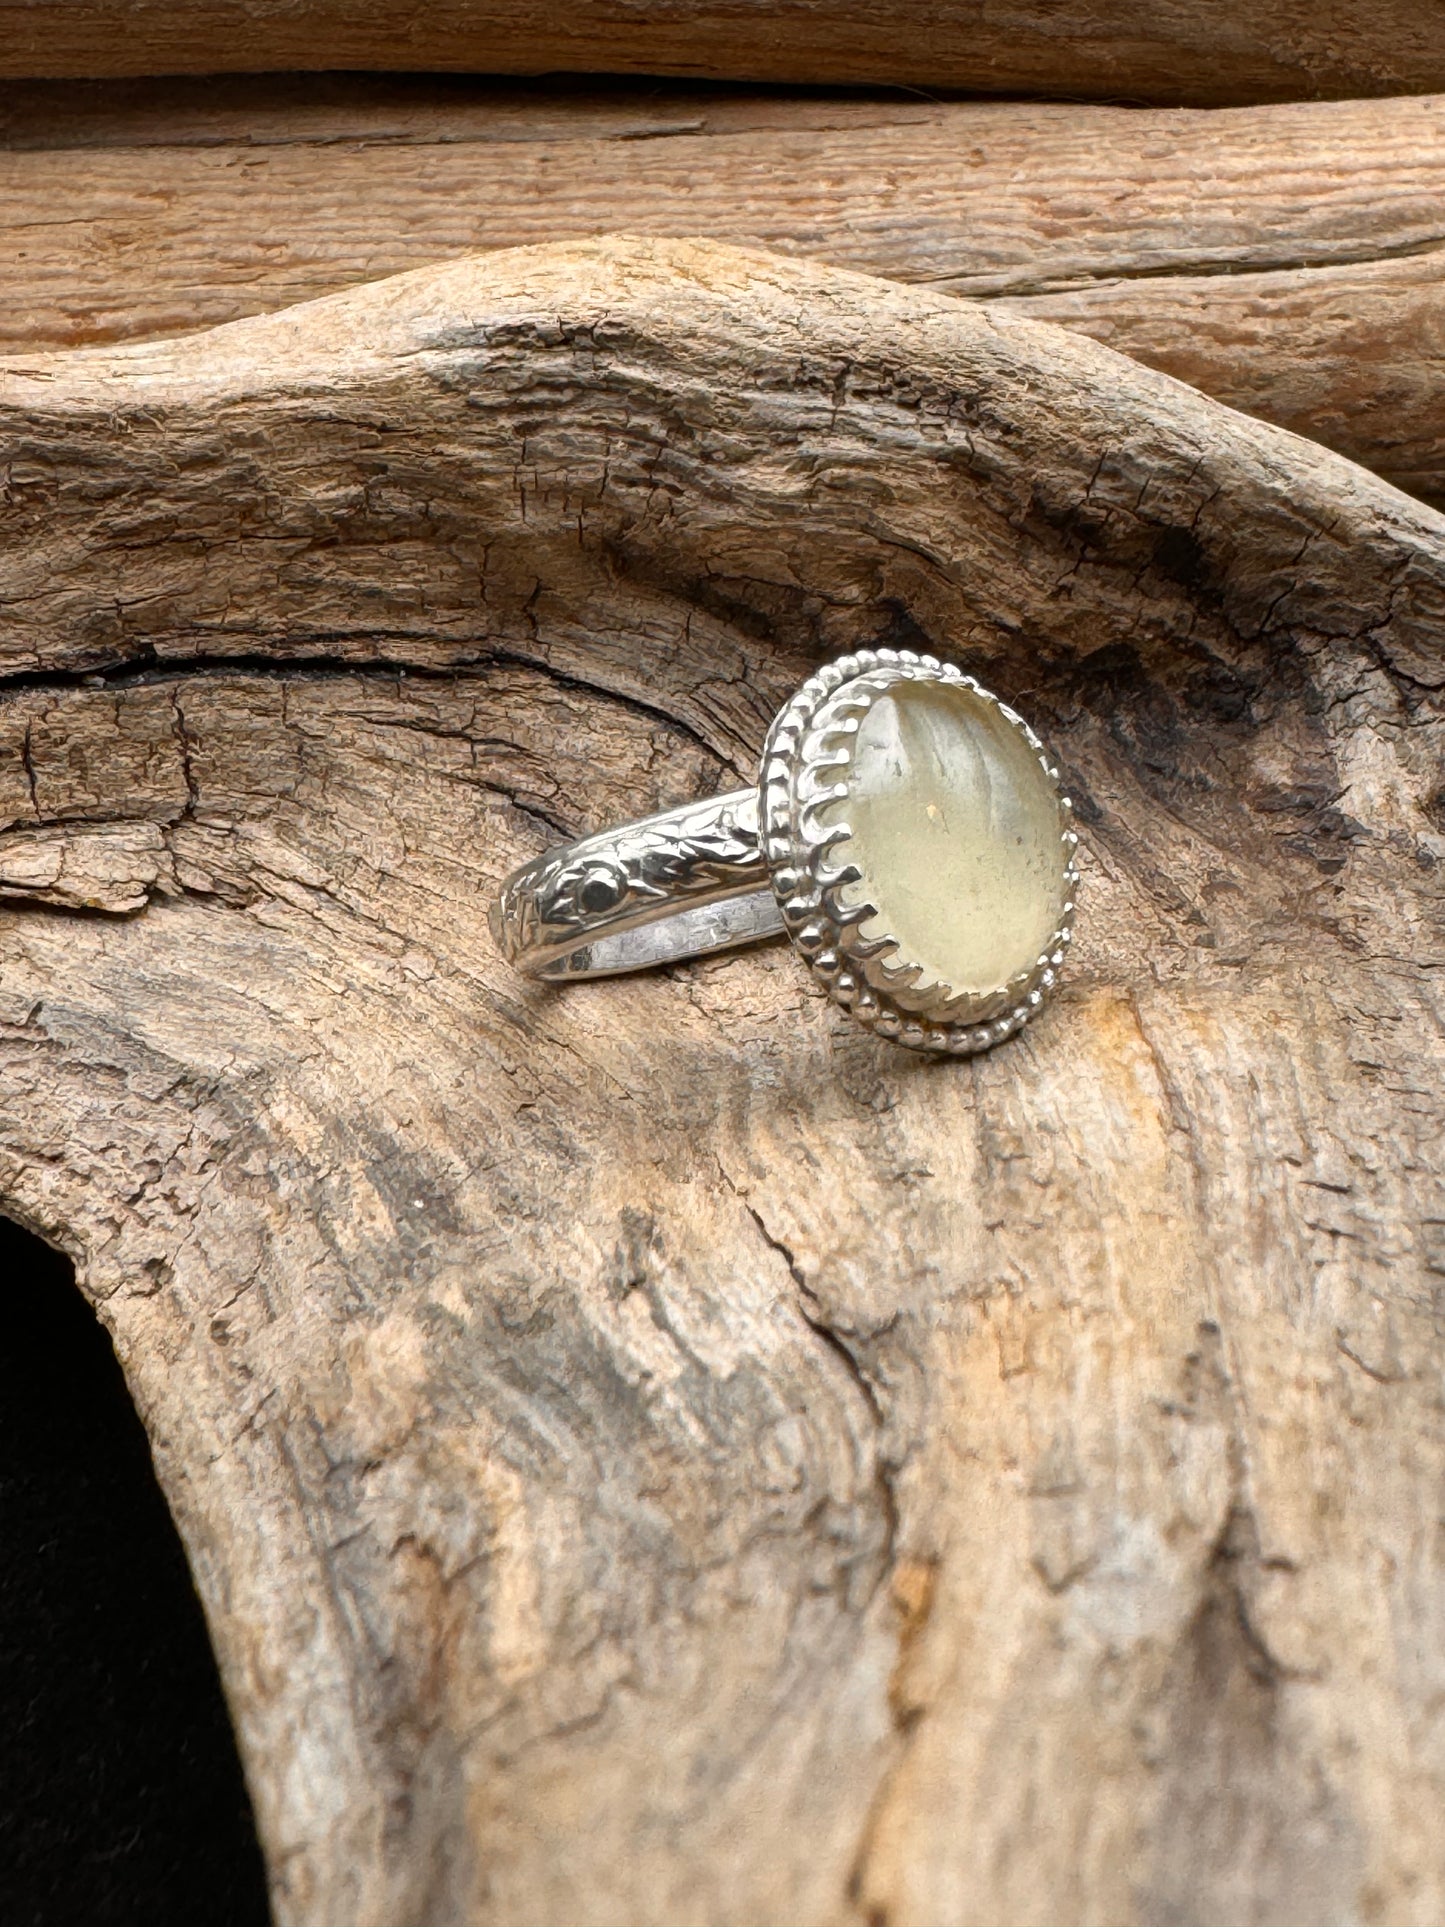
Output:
left=759, top=648, right=1079, bottom=1054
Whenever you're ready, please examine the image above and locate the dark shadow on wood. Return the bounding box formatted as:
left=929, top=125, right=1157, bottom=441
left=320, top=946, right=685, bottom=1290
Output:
left=0, top=1217, right=270, bottom=1927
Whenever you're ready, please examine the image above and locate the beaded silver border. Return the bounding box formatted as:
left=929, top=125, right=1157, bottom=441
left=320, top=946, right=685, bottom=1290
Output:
left=759, top=648, right=1078, bottom=1054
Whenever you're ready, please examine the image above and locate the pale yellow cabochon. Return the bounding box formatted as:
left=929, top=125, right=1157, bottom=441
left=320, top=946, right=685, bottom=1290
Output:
left=831, top=680, right=1066, bottom=996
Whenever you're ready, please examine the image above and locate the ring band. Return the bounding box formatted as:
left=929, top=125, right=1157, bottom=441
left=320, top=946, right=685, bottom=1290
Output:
left=490, top=649, right=1078, bottom=1053
left=488, top=787, right=783, bottom=980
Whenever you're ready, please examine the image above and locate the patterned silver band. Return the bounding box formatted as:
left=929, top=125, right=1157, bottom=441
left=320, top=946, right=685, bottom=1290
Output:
left=487, top=787, right=783, bottom=980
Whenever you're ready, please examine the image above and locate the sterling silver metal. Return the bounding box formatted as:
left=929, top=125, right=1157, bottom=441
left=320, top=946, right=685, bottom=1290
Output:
left=489, top=648, right=1079, bottom=1053
left=489, top=788, right=782, bottom=978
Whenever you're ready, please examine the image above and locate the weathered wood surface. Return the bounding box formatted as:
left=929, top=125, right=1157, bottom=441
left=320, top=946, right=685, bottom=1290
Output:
left=3, top=80, right=1443, bottom=509
left=2, top=237, right=1443, bottom=1926
left=3, top=0, right=1445, bottom=102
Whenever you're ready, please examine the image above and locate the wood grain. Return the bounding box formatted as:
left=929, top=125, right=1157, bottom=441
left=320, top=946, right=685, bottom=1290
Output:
left=3, top=80, right=1442, bottom=506
left=1, top=236, right=1441, bottom=1926
left=2, top=0, right=1445, bottom=102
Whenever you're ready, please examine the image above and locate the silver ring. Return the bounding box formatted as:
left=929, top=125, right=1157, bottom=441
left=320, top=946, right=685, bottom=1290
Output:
left=490, top=649, right=1079, bottom=1053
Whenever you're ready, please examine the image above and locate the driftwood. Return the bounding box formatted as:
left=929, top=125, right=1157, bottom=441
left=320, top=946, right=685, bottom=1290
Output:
left=2, top=81, right=1442, bottom=509
left=1, top=237, right=1443, bottom=1926
left=2, top=0, right=1445, bottom=103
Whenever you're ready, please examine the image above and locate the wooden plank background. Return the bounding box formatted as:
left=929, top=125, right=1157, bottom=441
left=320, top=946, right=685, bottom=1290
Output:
left=3, top=0, right=1445, bottom=102
left=3, top=78, right=1443, bottom=507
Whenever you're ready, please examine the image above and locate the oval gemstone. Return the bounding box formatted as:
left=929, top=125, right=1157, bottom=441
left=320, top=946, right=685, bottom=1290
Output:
left=831, top=679, right=1066, bottom=999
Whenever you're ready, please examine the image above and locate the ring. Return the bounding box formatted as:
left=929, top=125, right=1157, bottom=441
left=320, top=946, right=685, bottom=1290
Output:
left=489, top=649, right=1079, bottom=1053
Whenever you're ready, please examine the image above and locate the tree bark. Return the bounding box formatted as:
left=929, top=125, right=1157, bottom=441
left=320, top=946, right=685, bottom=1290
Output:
left=3, top=80, right=1442, bottom=509
left=2, top=0, right=1445, bottom=102
left=1, top=236, right=1442, bottom=1927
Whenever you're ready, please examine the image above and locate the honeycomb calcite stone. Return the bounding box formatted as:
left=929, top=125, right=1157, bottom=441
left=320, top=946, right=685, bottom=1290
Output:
left=831, top=679, right=1067, bottom=997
